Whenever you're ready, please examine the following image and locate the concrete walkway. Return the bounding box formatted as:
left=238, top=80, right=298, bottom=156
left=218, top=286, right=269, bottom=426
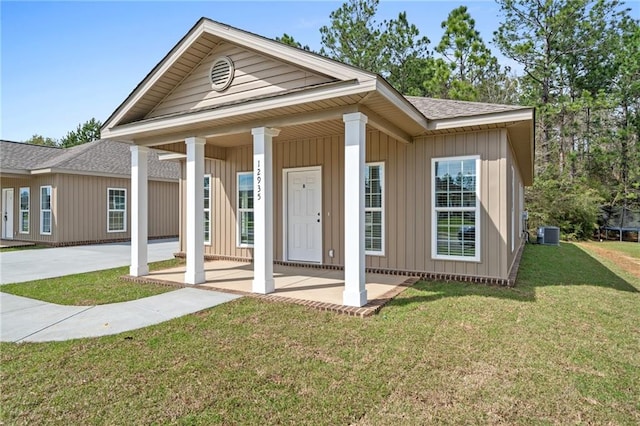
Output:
left=0, top=288, right=241, bottom=343
left=0, top=238, right=178, bottom=284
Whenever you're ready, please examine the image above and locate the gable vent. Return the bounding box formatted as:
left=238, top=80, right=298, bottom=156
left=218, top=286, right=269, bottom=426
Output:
left=209, top=56, right=234, bottom=92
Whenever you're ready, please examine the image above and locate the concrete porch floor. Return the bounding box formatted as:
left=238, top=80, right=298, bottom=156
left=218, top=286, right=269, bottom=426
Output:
left=141, top=260, right=417, bottom=316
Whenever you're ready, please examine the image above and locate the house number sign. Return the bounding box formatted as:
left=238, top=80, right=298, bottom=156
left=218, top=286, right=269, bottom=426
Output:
left=256, top=160, right=262, bottom=201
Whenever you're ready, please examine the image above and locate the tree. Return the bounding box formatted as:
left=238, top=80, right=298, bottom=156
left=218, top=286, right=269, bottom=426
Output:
left=275, top=33, right=311, bottom=51
left=24, top=134, right=58, bottom=147
left=60, top=118, right=102, bottom=148
left=319, top=0, right=388, bottom=74
left=383, top=12, right=431, bottom=95
left=432, top=6, right=513, bottom=103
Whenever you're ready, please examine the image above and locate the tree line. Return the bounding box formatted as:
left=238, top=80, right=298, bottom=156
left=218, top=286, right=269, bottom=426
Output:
left=25, top=118, right=102, bottom=149
left=25, top=0, right=638, bottom=240
left=278, top=0, right=639, bottom=240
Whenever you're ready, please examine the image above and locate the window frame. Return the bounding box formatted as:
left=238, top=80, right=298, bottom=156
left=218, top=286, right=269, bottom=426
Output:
left=431, top=155, right=481, bottom=262
left=19, top=187, right=29, bottom=234
left=365, top=162, right=385, bottom=256
left=204, top=174, right=212, bottom=245
left=106, top=187, right=127, bottom=233
left=236, top=171, right=254, bottom=248
left=40, top=185, right=52, bottom=235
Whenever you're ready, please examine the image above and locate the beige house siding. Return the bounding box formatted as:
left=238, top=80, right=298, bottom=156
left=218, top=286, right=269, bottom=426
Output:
left=148, top=42, right=335, bottom=119
left=176, top=127, right=518, bottom=280
left=0, top=174, right=178, bottom=245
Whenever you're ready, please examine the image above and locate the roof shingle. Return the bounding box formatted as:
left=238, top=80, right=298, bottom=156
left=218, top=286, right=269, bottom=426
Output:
left=0, top=139, right=179, bottom=180
left=405, top=96, right=527, bottom=121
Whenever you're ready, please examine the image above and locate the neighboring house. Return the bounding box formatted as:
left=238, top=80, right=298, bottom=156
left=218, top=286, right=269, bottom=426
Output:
left=0, top=139, right=179, bottom=246
left=101, top=18, right=534, bottom=307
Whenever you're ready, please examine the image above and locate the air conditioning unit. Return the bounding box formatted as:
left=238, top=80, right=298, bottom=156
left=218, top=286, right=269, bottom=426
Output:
left=537, top=226, right=560, bottom=246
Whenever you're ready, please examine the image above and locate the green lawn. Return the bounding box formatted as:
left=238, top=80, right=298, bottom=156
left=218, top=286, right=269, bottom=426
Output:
left=1, top=244, right=639, bottom=424
left=0, top=259, right=183, bottom=305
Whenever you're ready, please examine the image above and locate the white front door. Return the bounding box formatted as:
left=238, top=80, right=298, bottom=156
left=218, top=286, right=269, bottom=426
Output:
left=2, top=188, right=14, bottom=240
left=286, top=168, right=322, bottom=263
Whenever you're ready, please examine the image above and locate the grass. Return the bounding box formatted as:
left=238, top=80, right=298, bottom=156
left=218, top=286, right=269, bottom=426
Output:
left=0, top=244, right=49, bottom=252
left=1, top=243, right=639, bottom=424
left=0, top=259, right=183, bottom=305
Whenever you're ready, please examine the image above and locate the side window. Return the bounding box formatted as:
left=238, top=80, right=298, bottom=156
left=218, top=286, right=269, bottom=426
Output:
left=432, top=156, right=480, bottom=261
left=40, top=185, right=52, bottom=235
left=204, top=175, right=211, bottom=245
left=19, top=187, right=29, bottom=234
left=107, top=188, right=126, bottom=232
left=365, top=163, right=384, bottom=255
left=237, top=172, right=254, bottom=247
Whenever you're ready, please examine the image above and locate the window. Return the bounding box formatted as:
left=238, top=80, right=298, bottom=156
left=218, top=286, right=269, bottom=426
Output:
left=511, top=166, right=515, bottom=252
left=40, top=186, right=52, bottom=235
left=432, top=156, right=480, bottom=261
left=107, top=188, right=126, bottom=232
left=204, top=175, right=211, bottom=245
left=365, top=163, right=384, bottom=255
left=237, top=172, right=253, bottom=247
left=19, top=187, right=29, bottom=234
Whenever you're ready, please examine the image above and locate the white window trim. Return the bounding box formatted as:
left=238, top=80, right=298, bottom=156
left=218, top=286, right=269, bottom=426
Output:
left=40, top=185, right=52, bottom=235
left=204, top=174, right=212, bottom=245
left=107, top=187, right=127, bottom=233
left=236, top=171, right=254, bottom=248
left=19, top=187, right=29, bottom=234
left=365, top=162, right=385, bottom=256
left=431, top=155, right=481, bottom=262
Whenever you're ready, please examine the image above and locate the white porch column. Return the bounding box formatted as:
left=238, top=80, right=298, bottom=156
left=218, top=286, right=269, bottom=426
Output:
left=185, top=137, right=206, bottom=285
left=130, top=146, right=149, bottom=277
left=251, top=127, right=280, bottom=294
left=343, top=112, right=368, bottom=307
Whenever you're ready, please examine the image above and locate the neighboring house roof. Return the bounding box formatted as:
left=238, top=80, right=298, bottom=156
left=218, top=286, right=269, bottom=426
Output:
left=0, top=140, right=62, bottom=171
left=405, top=97, right=527, bottom=121
left=0, top=139, right=179, bottom=180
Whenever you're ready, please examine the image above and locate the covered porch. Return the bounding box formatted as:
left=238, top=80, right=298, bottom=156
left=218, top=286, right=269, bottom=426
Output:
left=138, top=260, right=416, bottom=316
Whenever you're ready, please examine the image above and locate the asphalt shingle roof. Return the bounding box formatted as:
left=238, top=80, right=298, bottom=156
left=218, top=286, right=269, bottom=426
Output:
left=0, top=141, right=62, bottom=170
left=405, top=96, right=527, bottom=121
left=0, top=139, right=179, bottom=180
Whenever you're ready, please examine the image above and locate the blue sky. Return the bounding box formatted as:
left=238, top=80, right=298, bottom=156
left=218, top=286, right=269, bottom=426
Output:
left=1, top=0, right=637, bottom=142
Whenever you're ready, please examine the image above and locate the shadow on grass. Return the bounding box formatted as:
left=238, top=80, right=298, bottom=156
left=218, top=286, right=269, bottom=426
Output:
left=388, top=242, right=638, bottom=308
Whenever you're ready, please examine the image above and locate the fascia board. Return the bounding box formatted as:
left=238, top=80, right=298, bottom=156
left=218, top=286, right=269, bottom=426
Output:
left=102, top=21, right=208, bottom=132
left=32, top=168, right=178, bottom=182
left=427, top=109, right=534, bottom=131
left=375, top=80, right=429, bottom=130
left=103, top=79, right=377, bottom=140
left=0, top=168, right=30, bottom=175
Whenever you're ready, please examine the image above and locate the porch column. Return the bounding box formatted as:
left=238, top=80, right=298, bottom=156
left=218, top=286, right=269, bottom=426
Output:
left=185, top=137, right=206, bottom=285
left=130, top=145, right=149, bottom=277
left=251, top=127, right=280, bottom=294
left=343, top=112, right=368, bottom=307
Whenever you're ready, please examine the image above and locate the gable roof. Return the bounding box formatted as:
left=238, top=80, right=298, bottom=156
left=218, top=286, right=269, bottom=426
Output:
left=101, top=18, right=428, bottom=144
left=0, top=139, right=179, bottom=181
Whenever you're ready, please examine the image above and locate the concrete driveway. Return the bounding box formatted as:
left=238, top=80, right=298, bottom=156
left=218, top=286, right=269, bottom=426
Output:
left=0, top=239, right=178, bottom=284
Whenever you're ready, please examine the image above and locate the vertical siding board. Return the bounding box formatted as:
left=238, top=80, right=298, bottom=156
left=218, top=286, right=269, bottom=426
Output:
left=405, top=141, right=416, bottom=271
left=395, top=139, right=407, bottom=270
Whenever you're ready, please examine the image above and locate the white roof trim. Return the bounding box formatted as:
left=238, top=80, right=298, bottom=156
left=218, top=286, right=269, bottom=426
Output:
left=426, top=109, right=534, bottom=131
left=103, top=79, right=377, bottom=140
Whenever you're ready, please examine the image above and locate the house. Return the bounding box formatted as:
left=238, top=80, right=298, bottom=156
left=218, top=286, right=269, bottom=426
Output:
left=101, top=18, right=534, bottom=307
left=0, top=139, right=179, bottom=246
